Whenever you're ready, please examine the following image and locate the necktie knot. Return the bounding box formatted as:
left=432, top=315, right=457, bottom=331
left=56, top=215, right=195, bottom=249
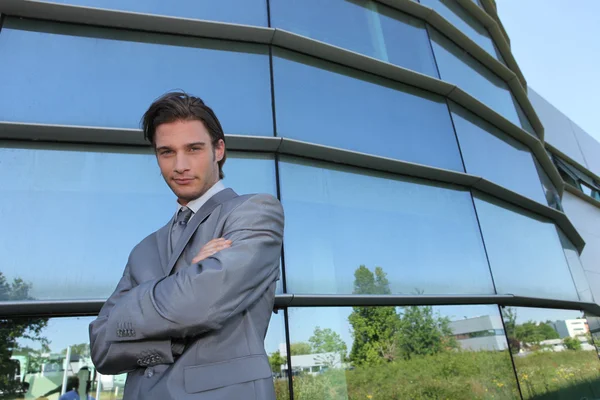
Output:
left=176, top=207, right=193, bottom=225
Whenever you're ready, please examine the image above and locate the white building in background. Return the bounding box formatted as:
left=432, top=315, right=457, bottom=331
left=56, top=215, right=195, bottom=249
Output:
left=551, top=319, right=589, bottom=338
left=278, top=343, right=344, bottom=376
left=449, top=315, right=508, bottom=351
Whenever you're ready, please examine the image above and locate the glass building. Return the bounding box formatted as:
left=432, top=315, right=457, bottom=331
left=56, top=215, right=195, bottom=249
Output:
left=1, top=0, right=600, bottom=399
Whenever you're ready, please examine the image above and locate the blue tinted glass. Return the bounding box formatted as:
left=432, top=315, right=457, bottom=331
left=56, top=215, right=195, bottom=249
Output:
left=557, top=230, right=594, bottom=303
left=270, top=0, right=438, bottom=77
left=280, top=157, right=494, bottom=295
left=0, top=19, right=272, bottom=136
left=450, top=102, right=547, bottom=204
left=273, top=49, right=464, bottom=171
left=35, top=0, right=268, bottom=26
left=0, top=143, right=276, bottom=300
left=501, top=307, right=600, bottom=399
left=429, top=28, right=535, bottom=135
left=474, top=193, right=579, bottom=301
left=287, top=305, right=519, bottom=397
left=420, top=0, right=502, bottom=60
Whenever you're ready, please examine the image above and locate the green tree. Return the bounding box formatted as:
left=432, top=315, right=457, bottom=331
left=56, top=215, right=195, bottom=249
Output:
left=268, top=350, right=287, bottom=374
left=348, top=266, right=400, bottom=366
left=396, top=305, right=458, bottom=360
left=0, top=272, right=48, bottom=396
left=61, top=343, right=90, bottom=358
left=308, top=327, right=347, bottom=355
left=537, top=323, right=560, bottom=340
left=563, top=336, right=582, bottom=351
left=290, top=342, right=312, bottom=356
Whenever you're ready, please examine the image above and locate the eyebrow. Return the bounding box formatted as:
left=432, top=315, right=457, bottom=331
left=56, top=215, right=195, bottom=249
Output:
left=156, top=142, right=206, bottom=152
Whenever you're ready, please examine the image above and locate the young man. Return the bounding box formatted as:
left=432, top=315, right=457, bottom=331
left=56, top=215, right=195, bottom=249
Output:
left=89, top=92, right=284, bottom=399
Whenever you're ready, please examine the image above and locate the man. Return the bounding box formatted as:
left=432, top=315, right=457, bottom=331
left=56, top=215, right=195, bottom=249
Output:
left=89, top=92, right=284, bottom=399
left=58, top=377, right=79, bottom=400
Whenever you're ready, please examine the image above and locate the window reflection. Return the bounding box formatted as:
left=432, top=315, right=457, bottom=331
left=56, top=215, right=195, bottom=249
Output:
left=36, top=0, right=268, bottom=26
left=273, top=49, right=464, bottom=171
left=0, top=18, right=272, bottom=136
left=270, top=0, right=438, bottom=77
left=420, top=0, right=503, bottom=61
left=450, top=102, right=548, bottom=204
left=429, top=28, right=535, bottom=136
left=557, top=229, right=594, bottom=303
left=501, top=306, right=600, bottom=399
left=279, top=157, right=494, bottom=295
left=0, top=313, right=287, bottom=399
left=287, top=305, right=519, bottom=398
left=473, top=193, right=579, bottom=301
left=0, top=143, right=277, bottom=301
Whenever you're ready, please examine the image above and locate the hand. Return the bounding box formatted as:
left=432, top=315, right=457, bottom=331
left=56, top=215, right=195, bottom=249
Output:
left=192, top=238, right=232, bottom=264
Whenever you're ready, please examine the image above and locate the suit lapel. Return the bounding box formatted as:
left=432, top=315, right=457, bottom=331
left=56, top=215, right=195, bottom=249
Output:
left=156, top=219, right=173, bottom=273
left=164, top=188, right=238, bottom=275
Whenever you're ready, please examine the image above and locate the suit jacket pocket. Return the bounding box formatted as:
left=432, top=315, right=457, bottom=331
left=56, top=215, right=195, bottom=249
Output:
left=183, top=354, right=272, bottom=394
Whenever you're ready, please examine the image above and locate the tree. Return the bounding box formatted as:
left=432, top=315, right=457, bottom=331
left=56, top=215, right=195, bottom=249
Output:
left=268, top=350, right=286, bottom=374
left=563, top=336, right=582, bottom=351
left=308, top=327, right=347, bottom=355
left=0, top=272, right=48, bottom=396
left=396, top=305, right=457, bottom=360
left=61, top=343, right=90, bottom=358
left=536, top=323, right=560, bottom=341
left=348, top=266, right=400, bottom=366
left=289, top=342, right=312, bottom=356
left=308, top=327, right=347, bottom=368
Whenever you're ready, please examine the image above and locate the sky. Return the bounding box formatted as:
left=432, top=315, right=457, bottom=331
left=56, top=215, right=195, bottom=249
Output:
left=496, top=0, right=600, bottom=142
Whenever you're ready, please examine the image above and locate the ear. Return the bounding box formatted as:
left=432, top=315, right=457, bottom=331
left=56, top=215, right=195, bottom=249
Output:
left=214, top=139, right=225, bottom=162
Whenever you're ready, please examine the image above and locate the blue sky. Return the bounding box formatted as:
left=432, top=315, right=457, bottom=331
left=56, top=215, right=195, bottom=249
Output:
left=497, top=0, right=600, bottom=142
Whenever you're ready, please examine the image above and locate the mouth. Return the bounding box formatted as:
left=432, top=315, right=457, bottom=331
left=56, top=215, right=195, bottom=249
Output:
left=173, top=178, right=195, bottom=185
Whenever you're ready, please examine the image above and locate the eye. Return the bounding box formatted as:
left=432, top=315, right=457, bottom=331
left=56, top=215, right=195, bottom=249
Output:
left=160, top=150, right=173, bottom=156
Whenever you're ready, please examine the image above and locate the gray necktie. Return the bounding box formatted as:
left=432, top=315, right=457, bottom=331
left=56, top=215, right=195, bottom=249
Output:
left=170, top=206, right=193, bottom=253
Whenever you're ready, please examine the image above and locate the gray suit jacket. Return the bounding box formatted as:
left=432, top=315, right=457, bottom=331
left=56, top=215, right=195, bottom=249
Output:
left=89, top=189, right=284, bottom=399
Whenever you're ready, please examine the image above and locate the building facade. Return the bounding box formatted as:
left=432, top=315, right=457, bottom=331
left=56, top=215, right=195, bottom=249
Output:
left=1, top=0, right=600, bottom=399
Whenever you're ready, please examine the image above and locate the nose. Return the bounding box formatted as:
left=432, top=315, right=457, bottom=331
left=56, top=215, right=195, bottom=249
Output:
left=173, top=154, right=190, bottom=174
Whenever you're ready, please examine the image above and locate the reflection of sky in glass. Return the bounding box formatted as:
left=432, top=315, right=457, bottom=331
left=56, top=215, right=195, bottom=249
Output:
left=273, top=49, right=464, bottom=171
left=451, top=102, right=547, bottom=204
left=430, top=28, right=533, bottom=134
left=419, top=0, right=502, bottom=60
left=271, top=0, right=438, bottom=77
left=0, top=18, right=272, bottom=136
left=36, top=0, right=268, bottom=26
left=0, top=143, right=276, bottom=300
left=557, top=229, right=594, bottom=303
left=474, top=193, right=579, bottom=301
left=279, top=157, right=494, bottom=295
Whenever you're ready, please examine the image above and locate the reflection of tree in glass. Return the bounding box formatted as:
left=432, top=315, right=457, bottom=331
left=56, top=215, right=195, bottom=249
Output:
left=503, top=307, right=562, bottom=352
left=60, top=343, right=90, bottom=358
left=348, top=266, right=457, bottom=365
left=0, top=272, right=48, bottom=396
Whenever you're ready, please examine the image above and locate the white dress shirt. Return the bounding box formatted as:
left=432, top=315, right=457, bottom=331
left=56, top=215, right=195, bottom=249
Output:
left=175, top=180, right=226, bottom=220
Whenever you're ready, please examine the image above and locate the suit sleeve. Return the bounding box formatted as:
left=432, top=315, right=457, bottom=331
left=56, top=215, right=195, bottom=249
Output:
left=89, top=261, right=174, bottom=374
left=102, top=194, right=284, bottom=342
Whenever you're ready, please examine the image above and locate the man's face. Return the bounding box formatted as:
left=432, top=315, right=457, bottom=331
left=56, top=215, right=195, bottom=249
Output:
left=154, top=119, right=224, bottom=205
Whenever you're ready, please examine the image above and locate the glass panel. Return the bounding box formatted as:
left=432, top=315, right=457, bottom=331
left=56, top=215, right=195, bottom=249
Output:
left=273, top=49, right=464, bottom=171
left=287, top=305, right=519, bottom=398
left=36, top=0, right=268, bottom=26
left=0, top=142, right=277, bottom=301
left=451, top=102, right=547, bottom=204
left=279, top=157, right=494, bottom=295
left=420, top=0, right=503, bottom=61
left=0, top=314, right=287, bottom=399
left=0, top=18, right=272, bottom=136
left=501, top=306, right=600, bottom=399
left=429, top=28, right=535, bottom=135
left=473, top=193, right=579, bottom=300
left=533, top=157, right=563, bottom=210
left=270, top=0, right=438, bottom=77
left=557, top=229, right=594, bottom=303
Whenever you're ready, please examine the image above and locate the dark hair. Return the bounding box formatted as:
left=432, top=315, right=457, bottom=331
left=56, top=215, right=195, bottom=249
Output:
left=141, top=91, right=226, bottom=179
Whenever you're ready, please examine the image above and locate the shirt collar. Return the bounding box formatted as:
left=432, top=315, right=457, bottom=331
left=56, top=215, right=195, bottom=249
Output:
left=176, top=180, right=226, bottom=215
